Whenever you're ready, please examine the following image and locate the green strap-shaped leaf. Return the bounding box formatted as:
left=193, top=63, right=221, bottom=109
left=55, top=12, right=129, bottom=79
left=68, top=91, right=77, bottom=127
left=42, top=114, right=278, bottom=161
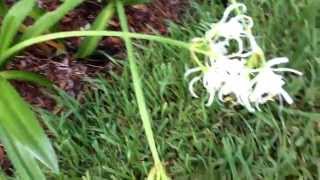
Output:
left=0, top=77, right=59, bottom=173
left=21, top=0, right=84, bottom=40
left=76, top=0, right=150, bottom=58
left=0, top=126, right=45, bottom=180
left=0, top=0, right=36, bottom=54
left=77, top=1, right=115, bottom=58
left=0, top=70, right=53, bottom=88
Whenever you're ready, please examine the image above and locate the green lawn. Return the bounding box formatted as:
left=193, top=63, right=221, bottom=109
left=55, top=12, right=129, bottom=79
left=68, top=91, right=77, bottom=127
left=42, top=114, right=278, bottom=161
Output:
left=41, top=0, right=320, bottom=179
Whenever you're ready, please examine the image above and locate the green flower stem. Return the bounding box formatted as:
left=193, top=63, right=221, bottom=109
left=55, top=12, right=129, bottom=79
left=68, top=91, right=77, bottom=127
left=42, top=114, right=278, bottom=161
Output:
left=0, top=31, right=209, bottom=67
left=116, top=1, right=165, bottom=178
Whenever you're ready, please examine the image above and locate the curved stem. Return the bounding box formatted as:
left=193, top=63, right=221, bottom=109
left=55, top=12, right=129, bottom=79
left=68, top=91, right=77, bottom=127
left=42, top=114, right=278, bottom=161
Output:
left=116, top=0, right=163, bottom=171
left=0, top=31, right=209, bottom=67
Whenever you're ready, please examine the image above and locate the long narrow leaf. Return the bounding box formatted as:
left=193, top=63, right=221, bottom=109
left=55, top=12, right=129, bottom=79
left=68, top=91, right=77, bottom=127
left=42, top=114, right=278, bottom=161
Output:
left=0, top=77, right=59, bottom=173
left=77, top=1, right=115, bottom=58
left=0, top=126, right=45, bottom=180
left=0, top=0, right=36, bottom=54
left=0, top=70, right=52, bottom=88
left=21, top=0, right=84, bottom=40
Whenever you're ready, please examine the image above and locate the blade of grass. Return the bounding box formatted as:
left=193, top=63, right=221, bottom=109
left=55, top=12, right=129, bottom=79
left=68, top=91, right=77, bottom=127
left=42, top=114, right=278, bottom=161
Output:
left=77, top=1, right=115, bottom=58
left=0, top=0, right=36, bottom=54
left=0, top=70, right=52, bottom=88
left=21, top=0, right=84, bottom=40
left=0, top=77, right=59, bottom=173
left=0, top=126, right=45, bottom=180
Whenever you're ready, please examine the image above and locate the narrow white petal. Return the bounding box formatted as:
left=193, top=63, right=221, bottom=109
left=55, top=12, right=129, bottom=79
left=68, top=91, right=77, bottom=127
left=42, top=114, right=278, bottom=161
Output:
left=184, top=67, right=202, bottom=78
left=255, top=101, right=261, bottom=111
left=280, top=89, right=294, bottom=104
left=235, top=36, right=244, bottom=55
left=221, top=3, right=247, bottom=22
left=206, top=91, right=215, bottom=106
left=239, top=96, right=255, bottom=112
left=273, top=68, right=303, bottom=76
left=232, top=15, right=254, bottom=29
left=218, top=89, right=224, bottom=102
left=267, top=57, right=289, bottom=67
left=189, top=76, right=202, bottom=98
left=243, top=15, right=254, bottom=28
left=247, top=34, right=262, bottom=53
left=246, top=104, right=255, bottom=112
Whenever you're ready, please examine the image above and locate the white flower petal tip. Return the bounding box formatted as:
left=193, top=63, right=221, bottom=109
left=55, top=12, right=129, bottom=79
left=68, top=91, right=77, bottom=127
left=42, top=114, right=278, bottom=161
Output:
left=266, top=57, right=290, bottom=67
left=274, top=68, right=303, bottom=76
left=280, top=89, right=294, bottom=104
left=205, top=92, right=215, bottom=107
left=184, top=67, right=202, bottom=79
left=188, top=76, right=202, bottom=98
left=222, top=3, right=247, bottom=22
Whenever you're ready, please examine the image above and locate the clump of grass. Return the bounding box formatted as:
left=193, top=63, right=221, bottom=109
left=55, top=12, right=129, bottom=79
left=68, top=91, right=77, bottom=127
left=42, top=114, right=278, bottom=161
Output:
left=41, top=0, right=320, bottom=179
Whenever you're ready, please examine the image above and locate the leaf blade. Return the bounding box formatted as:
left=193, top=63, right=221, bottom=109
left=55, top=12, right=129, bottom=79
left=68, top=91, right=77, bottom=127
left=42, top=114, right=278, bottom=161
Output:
left=77, top=1, right=115, bottom=58
left=0, top=70, right=53, bottom=88
left=0, top=77, right=59, bottom=173
left=21, top=0, right=84, bottom=40
left=0, top=0, right=36, bottom=53
left=0, top=126, right=46, bottom=180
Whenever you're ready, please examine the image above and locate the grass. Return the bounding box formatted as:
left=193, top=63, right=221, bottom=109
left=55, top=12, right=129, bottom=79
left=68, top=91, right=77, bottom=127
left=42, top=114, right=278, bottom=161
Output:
left=39, top=0, right=320, bottom=179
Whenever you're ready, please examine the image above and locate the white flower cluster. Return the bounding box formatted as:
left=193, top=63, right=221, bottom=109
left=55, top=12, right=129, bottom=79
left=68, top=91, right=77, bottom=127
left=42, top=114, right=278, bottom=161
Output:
left=186, top=3, right=302, bottom=112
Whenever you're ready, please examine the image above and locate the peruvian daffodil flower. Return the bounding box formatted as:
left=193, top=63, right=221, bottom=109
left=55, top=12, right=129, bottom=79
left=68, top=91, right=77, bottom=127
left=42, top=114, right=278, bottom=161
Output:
left=250, top=57, right=303, bottom=109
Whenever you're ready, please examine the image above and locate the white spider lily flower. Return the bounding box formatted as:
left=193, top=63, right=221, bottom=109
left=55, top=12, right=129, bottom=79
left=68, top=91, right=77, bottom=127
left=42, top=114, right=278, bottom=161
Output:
left=186, top=57, right=254, bottom=111
left=205, top=3, right=251, bottom=40
left=185, top=3, right=303, bottom=113
left=203, top=3, right=256, bottom=59
left=202, top=59, right=230, bottom=105
left=250, top=57, right=303, bottom=108
left=213, top=58, right=254, bottom=111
